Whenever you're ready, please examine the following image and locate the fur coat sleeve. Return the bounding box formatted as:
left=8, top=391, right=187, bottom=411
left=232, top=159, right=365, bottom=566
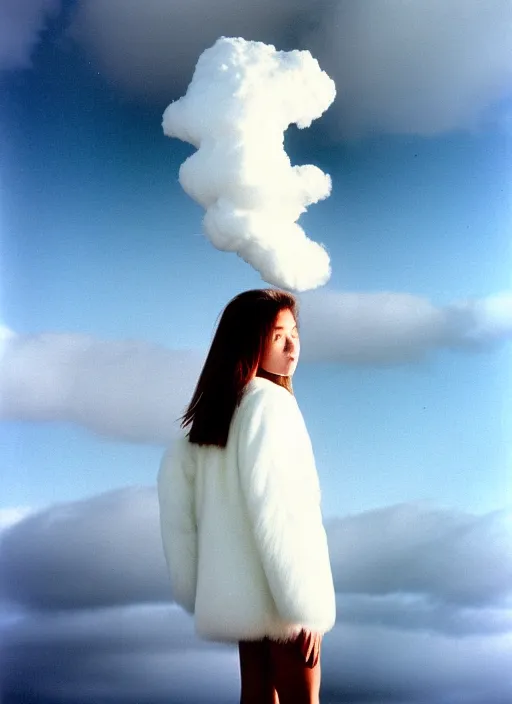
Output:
left=157, top=439, right=197, bottom=614
left=237, top=384, right=335, bottom=627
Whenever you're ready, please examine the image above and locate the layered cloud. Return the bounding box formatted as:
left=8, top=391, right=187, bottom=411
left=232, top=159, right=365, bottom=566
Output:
left=4, top=602, right=512, bottom=704
left=0, top=0, right=60, bottom=72
left=0, top=332, right=203, bottom=443
left=66, top=0, right=512, bottom=137
left=1, top=290, right=510, bottom=441
left=298, top=290, right=512, bottom=364
left=325, top=504, right=512, bottom=608
left=0, top=487, right=169, bottom=610
left=1, top=490, right=512, bottom=702
left=2, top=490, right=512, bottom=615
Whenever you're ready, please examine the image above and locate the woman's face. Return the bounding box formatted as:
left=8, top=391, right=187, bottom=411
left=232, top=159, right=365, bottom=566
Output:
left=260, top=308, right=300, bottom=377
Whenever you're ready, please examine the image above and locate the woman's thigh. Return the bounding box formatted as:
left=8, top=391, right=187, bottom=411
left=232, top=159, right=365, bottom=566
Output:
left=238, top=639, right=278, bottom=704
left=267, top=637, right=322, bottom=704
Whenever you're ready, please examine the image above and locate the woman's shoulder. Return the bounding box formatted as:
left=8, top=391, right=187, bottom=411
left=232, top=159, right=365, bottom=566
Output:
left=238, top=377, right=299, bottom=425
left=161, top=434, right=190, bottom=460
left=159, top=434, right=196, bottom=481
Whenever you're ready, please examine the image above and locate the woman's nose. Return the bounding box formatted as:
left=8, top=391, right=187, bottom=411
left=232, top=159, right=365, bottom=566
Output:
left=285, top=336, right=299, bottom=353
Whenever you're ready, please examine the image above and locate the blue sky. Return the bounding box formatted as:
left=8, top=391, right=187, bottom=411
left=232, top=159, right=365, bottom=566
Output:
left=1, top=1, right=512, bottom=703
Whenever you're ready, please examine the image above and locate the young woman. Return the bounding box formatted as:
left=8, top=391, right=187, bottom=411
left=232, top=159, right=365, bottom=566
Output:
left=157, top=289, right=336, bottom=704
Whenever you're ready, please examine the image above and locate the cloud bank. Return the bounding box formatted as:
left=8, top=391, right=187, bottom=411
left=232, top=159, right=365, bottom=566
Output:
left=67, top=0, right=512, bottom=138
left=0, top=332, right=203, bottom=444
left=2, top=491, right=512, bottom=614
left=298, top=290, right=512, bottom=364
left=162, top=36, right=335, bottom=291
left=2, top=491, right=512, bottom=703
left=0, top=488, right=169, bottom=610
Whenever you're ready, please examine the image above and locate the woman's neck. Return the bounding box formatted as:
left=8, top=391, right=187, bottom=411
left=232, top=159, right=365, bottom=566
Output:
left=255, top=366, right=281, bottom=383
left=255, top=367, right=293, bottom=394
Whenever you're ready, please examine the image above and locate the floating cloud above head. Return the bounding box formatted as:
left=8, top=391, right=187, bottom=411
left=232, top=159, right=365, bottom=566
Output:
left=162, top=36, right=336, bottom=292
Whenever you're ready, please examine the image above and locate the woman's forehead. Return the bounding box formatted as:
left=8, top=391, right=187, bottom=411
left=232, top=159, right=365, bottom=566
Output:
left=274, top=309, right=297, bottom=327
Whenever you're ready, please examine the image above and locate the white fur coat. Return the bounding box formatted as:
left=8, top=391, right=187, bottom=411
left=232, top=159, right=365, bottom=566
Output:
left=157, top=376, right=336, bottom=643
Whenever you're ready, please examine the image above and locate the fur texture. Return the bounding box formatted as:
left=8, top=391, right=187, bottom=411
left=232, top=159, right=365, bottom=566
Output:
left=157, top=376, right=336, bottom=643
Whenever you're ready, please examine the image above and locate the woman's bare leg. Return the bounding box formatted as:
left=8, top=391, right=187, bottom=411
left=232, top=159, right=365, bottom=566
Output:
left=238, top=639, right=279, bottom=704
left=268, top=637, right=321, bottom=704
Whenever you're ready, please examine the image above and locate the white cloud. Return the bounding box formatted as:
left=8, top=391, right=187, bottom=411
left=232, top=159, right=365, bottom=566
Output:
left=2, top=492, right=512, bottom=703
left=162, top=36, right=335, bottom=291
left=0, top=0, right=60, bottom=72
left=68, top=0, right=512, bottom=138
left=298, top=290, right=512, bottom=363
left=0, top=332, right=203, bottom=443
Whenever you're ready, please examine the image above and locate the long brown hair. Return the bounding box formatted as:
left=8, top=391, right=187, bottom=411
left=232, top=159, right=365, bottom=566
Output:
left=180, top=288, right=299, bottom=447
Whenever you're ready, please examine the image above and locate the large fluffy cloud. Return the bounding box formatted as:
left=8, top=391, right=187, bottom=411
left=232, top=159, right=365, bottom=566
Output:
left=67, top=0, right=512, bottom=137
left=0, top=0, right=60, bottom=73
left=1, top=491, right=512, bottom=703
left=162, top=36, right=335, bottom=292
